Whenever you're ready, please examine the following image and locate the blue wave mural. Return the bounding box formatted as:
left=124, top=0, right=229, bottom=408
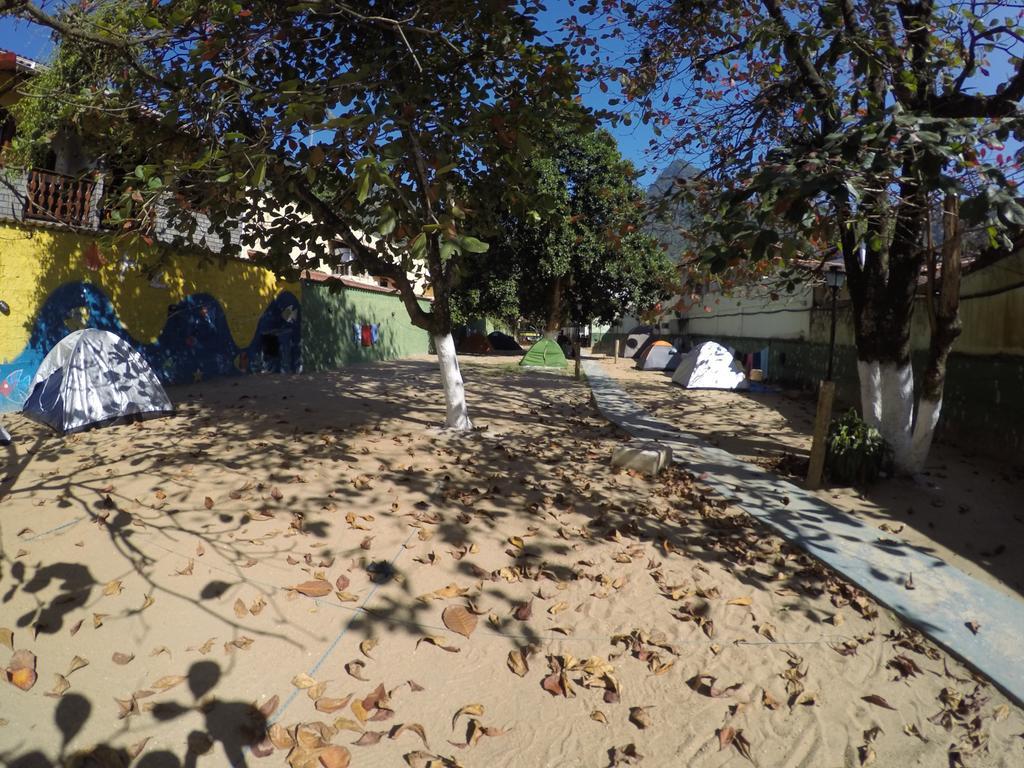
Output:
left=1, top=281, right=301, bottom=412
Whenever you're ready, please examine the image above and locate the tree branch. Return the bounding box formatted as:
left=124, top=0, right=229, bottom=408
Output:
left=286, top=178, right=435, bottom=331
left=761, top=0, right=839, bottom=126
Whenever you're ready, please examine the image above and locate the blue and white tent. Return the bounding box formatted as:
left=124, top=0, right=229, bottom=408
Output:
left=23, top=329, right=173, bottom=434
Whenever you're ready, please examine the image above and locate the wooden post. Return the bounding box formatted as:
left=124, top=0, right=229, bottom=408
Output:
left=615, top=338, right=622, bottom=363
left=805, top=380, right=835, bottom=490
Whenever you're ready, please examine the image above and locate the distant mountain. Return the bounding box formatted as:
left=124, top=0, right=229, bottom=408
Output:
left=643, top=159, right=701, bottom=264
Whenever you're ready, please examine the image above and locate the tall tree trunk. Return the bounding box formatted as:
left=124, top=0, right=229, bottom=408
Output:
left=433, top=332, right=472, bottom=430
left=846, top=175, right=927, bottom=474
left=426, top=253, right=473, bottom=431
left=543, top=275, right=564, bottom=340
left=909, top=194, right=962, bottom=471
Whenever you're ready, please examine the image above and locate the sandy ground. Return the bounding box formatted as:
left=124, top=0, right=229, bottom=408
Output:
left=1, top=355, right=1023, bottom=768
left=603, top=359, right=1024, bottom=603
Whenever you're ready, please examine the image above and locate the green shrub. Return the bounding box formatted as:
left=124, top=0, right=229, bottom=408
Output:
left=826, top=409, right=890, bottom=485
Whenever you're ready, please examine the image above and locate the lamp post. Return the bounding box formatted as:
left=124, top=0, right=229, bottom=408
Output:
left=806, top=262, right=846, bottom=490
left=825, top=264, right=846, bottom=381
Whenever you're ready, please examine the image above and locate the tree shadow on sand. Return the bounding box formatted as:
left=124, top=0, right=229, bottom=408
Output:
left=1, top=661, right=266, bottom=768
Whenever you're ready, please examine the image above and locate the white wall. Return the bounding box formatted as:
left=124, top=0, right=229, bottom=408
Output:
left=681, top=282, right=813, bottom=340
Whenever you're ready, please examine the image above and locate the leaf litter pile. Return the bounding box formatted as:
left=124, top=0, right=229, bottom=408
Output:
left=2, top=359, right=1023, bottom=766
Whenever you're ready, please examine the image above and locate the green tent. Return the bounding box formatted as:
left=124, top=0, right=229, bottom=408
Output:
left=519, top=338, right=567, bottom=368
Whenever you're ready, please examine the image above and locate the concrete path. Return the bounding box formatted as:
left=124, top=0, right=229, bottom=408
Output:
left=584, top=360, right=1024, bottom=706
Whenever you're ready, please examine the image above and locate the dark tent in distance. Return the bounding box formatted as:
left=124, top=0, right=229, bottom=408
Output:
left=22, top=329, right=174, bottom=434
left=457, top=332, right=492, bottom=354
left=636, top=340, right=682, bottom=371
left=519, top=338, right=567, bottom=368
left=623, top=325, right=654, bottom=358
left=487, top=331, right=523, bottom=352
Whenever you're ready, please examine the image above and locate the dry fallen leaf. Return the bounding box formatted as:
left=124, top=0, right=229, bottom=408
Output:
left=151, top=675, right=186, bottom=691
left=291, top=579, right=332, bottom=598
left=127, top=737, right=150, bottom=759
left=718, top=725, right=736, bottom=751
left=512, top=600, right=533, bottom=621
left=360, top=638, right=378, bottom=659
left=590, top=710, right=608, bottom=725
left=224, top=637, right=254, bottom=653
left=686, top=674, right=741, bottom=699
left=608, top=743, right=643, bottom=766
left=233, top=599, right=247, bottom=618
left=861, top=694, right=897, bottom=711
left=67, top=656, right=89, bottom=675
left=204, top=496, right=214, bottom=510
left=390, top=722, right=430, bottom=749
left=259, top=695, right=280, bottom=720
left=628, top=707, right=651, bottom=729
left=0, top=629, right=13, bottom=651
left=292, top=672, right=318, bottom=689
left=333, top=718, right=362, bottom=734
left=441, top=606, right=477, bottom=639
left=417, top=583, right=469, bottom=602
left=451, top=704, right=484, bottom=732
left=547, top=601, right=569, bottom=616
left=345, top=660, right=369, bottom=681
left=965, top=620, right=981, bottom=635
left=102, top=579, right=123, bottom=597
left=507, top=649, right=529, bottom=677
left=353, top=730, right=386, bottom=746
left=316, top=695, right=353, bottom=714
left=318, top=745, right=351, bottom=768
left=417, top=635, right=456, bottom=653
left=45, top=674, right=70, bottom=698
left=540, top=656, right=574, bottom=698
left=6, top=650, right=37, bottom=691
left=726, top=596, right=753, bottom=606
left=116, top=696, right=139, bottom=720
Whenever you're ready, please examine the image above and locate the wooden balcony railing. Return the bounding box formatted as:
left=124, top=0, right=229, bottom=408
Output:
left=24, top=168, right=96, bottom=228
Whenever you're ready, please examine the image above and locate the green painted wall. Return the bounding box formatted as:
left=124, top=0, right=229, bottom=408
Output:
left=301, top=281, right=431, bottom=372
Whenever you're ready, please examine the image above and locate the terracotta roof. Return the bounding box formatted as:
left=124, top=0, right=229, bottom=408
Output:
left=301, top=268, right=432, bottom=300
left=0, top=49, right=43, bottom=74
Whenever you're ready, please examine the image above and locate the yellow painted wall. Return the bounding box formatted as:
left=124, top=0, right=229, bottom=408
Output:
left=0, top=223, right=298, bottom=363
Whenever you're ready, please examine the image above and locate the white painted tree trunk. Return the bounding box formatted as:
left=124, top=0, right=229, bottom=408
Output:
left=433, top=333, right=472, bottom=430
left=856, top=360, right=882, bottom=429
left=909, top=395, right=942, bottom=473
left=859, top=359, right=942, bottom=475
left=879, top=362, right=915, bottom=473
